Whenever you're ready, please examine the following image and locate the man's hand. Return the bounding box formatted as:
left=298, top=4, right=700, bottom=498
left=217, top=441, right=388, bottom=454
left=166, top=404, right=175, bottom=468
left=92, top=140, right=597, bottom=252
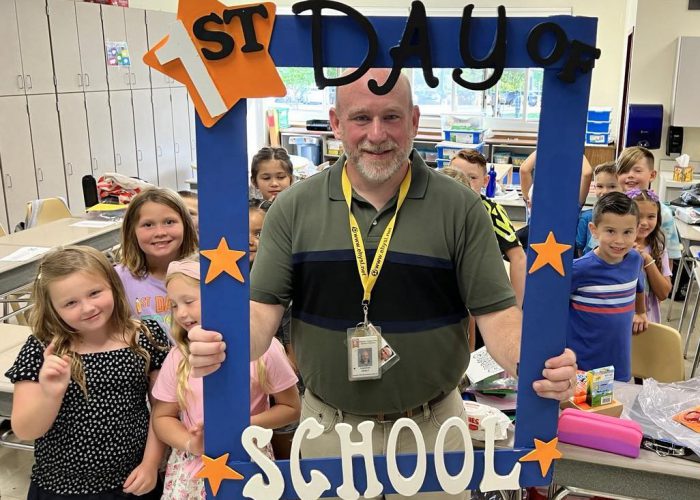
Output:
left=188, top=325, right=226, bottom=378
left=532, top=348, right=577, bottom=401
left=633, top=313, right=648, bottom=335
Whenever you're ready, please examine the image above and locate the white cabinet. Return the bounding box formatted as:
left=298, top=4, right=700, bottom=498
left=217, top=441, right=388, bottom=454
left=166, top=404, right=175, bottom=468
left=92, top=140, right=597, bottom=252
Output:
left=27, top=94, right=68, bottom=201
left=48, top=0, right=83, bottom=93
left=671, top=36, right=700, bottom=128
left=152, top=88, right=177, bottom=190
left=145, top=10, right=182, bottom=89
left=101, top=4, right=130, bottom=92
left=132, top=89, right=158, bottom=185
left=0, top=96, right=38, bottom=229
left=124, top=8, right=151, bottom=90
left=0, top=0, right=54, bottom=96
left=188, top=97, right=197, bottom=163
left=85, top=92, right=115, bottom=179
left=171, top=87, right=193, bottom=190
left=57, top=93, right=92, bottom=212
left=109, top=90, right=138, bottom=178
left=75, top=1, right=108, bottom=92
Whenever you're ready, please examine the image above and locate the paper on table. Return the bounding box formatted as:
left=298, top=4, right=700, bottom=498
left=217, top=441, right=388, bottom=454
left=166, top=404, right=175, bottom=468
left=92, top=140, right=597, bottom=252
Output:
left=0, top=246, right=52, bottom=262
left=70, top=220, right=115, bottom=228
left=466, top=346, right=505, bottom=384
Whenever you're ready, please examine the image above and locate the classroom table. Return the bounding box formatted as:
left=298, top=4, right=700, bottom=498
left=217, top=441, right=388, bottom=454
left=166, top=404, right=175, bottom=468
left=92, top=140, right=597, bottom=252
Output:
left=0, top=218, right=120, bottom=297
left=667, top=217, right=700, bottom=326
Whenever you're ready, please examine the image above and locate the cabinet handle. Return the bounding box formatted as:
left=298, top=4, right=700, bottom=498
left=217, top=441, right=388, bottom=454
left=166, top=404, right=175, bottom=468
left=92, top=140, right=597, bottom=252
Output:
left=77, top=74, right=83, bottom=87
left=5, top=174, right=12, bottom=188
left=91, top=157, right=97, bottom=172
left=131, top=73, right=136, bottom=85
left=174, top=142, right=179, bottom=154
left=116, top=153, right=122, bottom=165
left=84, top=73, right=90, bottom=87
left=137, top=150, right=143, bottom=161
left=37, top=168, right=44, bottom=181
left=66, top=162, right=73, bottom=175
left=17, top=75, right=24, bottom=89
left=123, top=73, right=130, bottom=85
left=25, top=75, right=32, bottom=89
left=157, top=146, right=162, bottom=157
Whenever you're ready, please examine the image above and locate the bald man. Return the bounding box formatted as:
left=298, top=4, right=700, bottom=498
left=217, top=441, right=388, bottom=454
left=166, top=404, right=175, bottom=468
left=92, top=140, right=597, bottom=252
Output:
left=189, top=69, right=577, bottom=499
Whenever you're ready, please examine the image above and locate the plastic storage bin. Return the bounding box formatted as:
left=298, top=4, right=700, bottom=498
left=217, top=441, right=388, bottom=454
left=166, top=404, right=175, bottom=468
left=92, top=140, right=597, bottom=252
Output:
left=441, top=114, right=484, bottom=131
left=511, top=153, right=528, bottom=167
left=587, top=107, right=612, bottom=122
left=435, top=141, right=484, bottom=160
left=492, top=152, right=511, bottom=164
left=436, top=158, right=451, bottom=168
left=585, top=132, right=611, bottom=145
left=443, top=129, right=485, bottom=144
left=586, top=120, right=611, bottom=134
left=288, top=136, right=322, bottom=165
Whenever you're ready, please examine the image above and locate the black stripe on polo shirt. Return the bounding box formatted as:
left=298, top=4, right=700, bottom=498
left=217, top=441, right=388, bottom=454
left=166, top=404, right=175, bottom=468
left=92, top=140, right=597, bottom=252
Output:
left=291, top=249, right=466, bottom=333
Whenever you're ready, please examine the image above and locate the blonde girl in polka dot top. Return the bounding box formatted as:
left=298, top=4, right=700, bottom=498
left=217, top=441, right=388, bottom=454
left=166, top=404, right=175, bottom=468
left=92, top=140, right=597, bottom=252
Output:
left=5, top=246, right=170, bottom=500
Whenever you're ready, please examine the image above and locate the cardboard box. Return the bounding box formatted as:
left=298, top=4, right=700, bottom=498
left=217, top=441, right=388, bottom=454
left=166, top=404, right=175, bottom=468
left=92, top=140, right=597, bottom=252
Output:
left=560, top=398, right=624, bottom=418
left=587, top=366, right=614, bottom=407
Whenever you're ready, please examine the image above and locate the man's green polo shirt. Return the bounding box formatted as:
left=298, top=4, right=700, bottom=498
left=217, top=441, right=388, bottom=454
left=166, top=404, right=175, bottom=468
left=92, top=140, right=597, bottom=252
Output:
left=251, top=152, right=516, bottom=414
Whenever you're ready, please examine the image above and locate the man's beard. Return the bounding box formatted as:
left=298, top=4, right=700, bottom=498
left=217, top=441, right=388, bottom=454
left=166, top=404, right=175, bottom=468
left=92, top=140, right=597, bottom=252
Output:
left=348, top=140, right=412, bottom=184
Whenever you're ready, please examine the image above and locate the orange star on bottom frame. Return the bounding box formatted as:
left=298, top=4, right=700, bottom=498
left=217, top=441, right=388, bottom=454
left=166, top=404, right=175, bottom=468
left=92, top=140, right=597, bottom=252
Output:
left=195, top=453, right=244, bottom=495
left=518, top=437, right=563, bottom=476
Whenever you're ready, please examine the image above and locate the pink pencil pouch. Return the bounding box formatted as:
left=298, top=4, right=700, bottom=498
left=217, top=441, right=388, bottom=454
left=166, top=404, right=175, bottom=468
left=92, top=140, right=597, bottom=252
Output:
left=557, top=408, right=643, bottom=458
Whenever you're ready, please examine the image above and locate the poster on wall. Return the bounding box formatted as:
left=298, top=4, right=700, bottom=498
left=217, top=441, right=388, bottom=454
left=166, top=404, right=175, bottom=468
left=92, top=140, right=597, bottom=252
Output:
left=105, top=41, right=130, bottom=67
left=84, top=0, right=129, bottom=6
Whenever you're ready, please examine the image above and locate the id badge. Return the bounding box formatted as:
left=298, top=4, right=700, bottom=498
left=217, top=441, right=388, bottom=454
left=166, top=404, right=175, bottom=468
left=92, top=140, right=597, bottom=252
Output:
left=347, top=324, right=380, bottom=381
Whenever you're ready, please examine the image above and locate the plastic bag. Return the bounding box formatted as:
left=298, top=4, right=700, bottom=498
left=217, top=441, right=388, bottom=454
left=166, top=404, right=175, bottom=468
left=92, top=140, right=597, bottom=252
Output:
left=631, top=378, right=700, bottom=456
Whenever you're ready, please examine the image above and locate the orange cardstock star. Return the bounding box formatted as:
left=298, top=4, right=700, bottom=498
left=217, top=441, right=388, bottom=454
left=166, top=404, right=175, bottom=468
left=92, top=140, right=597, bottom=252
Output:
left=201, top=237, right=246, bottom=284
left=528, top=231, right=571, bottom=276
left=519, top=437, right=563, bottom=476
left=143, top=0, right=285, bottom=127
left=195, top=453, right=244, bottom=496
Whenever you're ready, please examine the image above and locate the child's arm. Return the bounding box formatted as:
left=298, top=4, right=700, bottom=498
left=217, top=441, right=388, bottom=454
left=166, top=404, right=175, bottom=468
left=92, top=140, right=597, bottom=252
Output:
left=642, top=253, right=672, bottom=300
left=123, top=370, right=166, bottom=496
left=633, top=292, right=648, bottom=334
left=578, top=156, right=593, bottom=206
left=519, top=152, right=535, bottom=206
left=153, top=399, right=204, bottom=455
left=11, top=343, right=70, bottom=441
left=504, top=246, right=526, bottom=307
left=251, top=385, right=301, bottom=429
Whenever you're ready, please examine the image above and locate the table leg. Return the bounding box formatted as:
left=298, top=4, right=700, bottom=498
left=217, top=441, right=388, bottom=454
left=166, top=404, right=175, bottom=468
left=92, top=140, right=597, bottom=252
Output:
left=684, top=288, right=700, bottom=359
left=667, top=252, right=687, bottom=321
left=677, top=260, right=696, bottom=332
left=692, top=334, right=700, bottom=378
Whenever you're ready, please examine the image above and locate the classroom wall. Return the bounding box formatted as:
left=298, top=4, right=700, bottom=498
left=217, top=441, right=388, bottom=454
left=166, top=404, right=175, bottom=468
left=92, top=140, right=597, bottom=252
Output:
left=628, top=0, right=700, bottom=164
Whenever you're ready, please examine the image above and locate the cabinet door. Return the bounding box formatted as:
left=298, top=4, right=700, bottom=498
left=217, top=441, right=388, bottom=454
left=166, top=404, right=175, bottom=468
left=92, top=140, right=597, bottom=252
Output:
left=171, top=87, right=193, bottom=190
left=100, top=4, right=130, bottom=92
left=124, top=8, right=150, bottom=90
left=145, top=10, right=177, bottom=89
left=57, top=93, right=92, bottom=212
left=151, top=88, right=177, bottom=190
left=84, top=91, right=115, bottom=179
left=109, top=90, right=138, bottom=178
left=75, top=1, right=107, bottom=92
left=132, top=89, right=158, bottom=185
left=0, top=0, right=26, bottom=97
left=0, top=96, right=38, bottom=229
left=48, top=0, right=83, bottom=93
left=188, top=95, right=197, bottom=163
left=15, top=0, right=55, bottom=95
left=28, top=94, right=68, bottom=201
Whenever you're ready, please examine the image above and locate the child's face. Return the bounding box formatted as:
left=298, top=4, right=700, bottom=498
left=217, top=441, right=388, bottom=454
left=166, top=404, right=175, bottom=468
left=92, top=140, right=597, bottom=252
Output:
left=254, top=160, right=292, bottom=201
left=589, top=212, right=638, bottom=264
left=49, top=271, right=115, bottom=338
left=594, top=172, right=620, bottom=198
left=248, top=210, right=265, bottom=265
left=182, top=197, right=199, bottom=232
left=135, top=202, right=185, bottom=263
left=167, top=276, right=201, bottom=332
left=450, top=157, right=488, bottom=193
left=617, top=160, right=656, bottom=192
left=635, top=200, right=659, bottom=242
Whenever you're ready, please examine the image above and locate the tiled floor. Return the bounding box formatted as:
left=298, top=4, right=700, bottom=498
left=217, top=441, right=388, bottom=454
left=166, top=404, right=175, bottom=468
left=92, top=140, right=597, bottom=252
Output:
left=1, top=301, right=698, bottom=499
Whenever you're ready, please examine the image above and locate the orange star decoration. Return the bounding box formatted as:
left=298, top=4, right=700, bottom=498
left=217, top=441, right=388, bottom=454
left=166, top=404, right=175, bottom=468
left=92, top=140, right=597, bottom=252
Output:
left=519, top=437, right=563, bottom=476
left=528, top=231, right=571, bottom=276
left=195, top=453, right=244, bottom=496
left=201, top=237, right=246, bottom=284
left=143, top=0, right=285, bottom=127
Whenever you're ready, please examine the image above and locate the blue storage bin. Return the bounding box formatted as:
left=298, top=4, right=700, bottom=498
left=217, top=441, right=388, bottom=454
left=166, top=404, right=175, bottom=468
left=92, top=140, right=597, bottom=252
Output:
left=435, top=141, right=484, bottom=160
left=587, top=107, right=612, bottom=122
left=585, top=132, right=611, bottom=145
left=443, top=129, right=485, bottom=144
left=586, top=120, right=611, bottom=133
left=436, top=158, right=451, bottom=168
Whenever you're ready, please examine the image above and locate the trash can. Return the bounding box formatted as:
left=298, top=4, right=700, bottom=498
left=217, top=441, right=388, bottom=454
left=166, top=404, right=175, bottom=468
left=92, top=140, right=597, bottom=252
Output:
left=288, top=136, right=322, bottom=166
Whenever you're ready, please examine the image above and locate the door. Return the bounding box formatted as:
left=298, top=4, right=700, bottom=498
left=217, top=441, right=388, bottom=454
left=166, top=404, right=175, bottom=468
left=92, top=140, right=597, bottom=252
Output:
left=0, top=96, right=38, bottom=229
left=84, top=91, right=115, bottom=179
left=15, top=0, right=55, bottom=95
left=151, top=88, right=176, bottom=189
left=57, top=93, right=92, bottom=212
left=109, top=90, right=138, bottom=178
left=171, top=87, right=192, bottom=190
left=27, top=94, right=68, bottom=201
left=132, top=89, right=158, bottom=185
left=0, top=0, right=25, bottom=96
left=100, top=4, right=130, bottom=91
left=75, top=1, right=108, bottom=92
left=48, top=0, right=84, bottom=93
left=124, top=8, right=150, bottom=90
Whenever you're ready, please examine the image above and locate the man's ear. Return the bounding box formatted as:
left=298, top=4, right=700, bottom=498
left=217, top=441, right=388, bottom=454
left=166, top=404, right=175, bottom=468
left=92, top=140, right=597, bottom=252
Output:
left=411, top=105, right=420, bottom=136
left=329, top=107, right=342, bottom=140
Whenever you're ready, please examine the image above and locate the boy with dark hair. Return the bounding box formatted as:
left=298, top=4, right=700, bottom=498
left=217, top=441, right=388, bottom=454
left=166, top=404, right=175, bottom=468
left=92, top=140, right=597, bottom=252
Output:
left=576, top=161, right=621, bottom=256
left=568, top=191, right=647, bottom=382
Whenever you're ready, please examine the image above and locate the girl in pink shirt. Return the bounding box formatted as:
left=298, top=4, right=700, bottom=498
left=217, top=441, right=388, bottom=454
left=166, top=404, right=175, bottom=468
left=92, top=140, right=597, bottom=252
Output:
left=151, top=259, right=300, bottom=499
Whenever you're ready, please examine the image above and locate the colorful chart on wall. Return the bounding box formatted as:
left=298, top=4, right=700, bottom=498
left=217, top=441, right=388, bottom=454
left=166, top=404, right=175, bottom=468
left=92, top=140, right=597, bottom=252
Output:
left=144, top=1, right=599, bottom=498
left=105, top=41, right=130, bottom=67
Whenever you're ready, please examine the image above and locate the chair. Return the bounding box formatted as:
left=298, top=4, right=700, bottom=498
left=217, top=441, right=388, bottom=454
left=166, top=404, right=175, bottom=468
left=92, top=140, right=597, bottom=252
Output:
left=24, top=197, right=72, bottom=229
left=631, top=322, right=685, bottom=383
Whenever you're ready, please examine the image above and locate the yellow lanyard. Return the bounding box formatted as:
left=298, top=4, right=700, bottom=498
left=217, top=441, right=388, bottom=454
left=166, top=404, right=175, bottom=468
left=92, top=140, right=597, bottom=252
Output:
left=341, top=163, right=412, bottom=309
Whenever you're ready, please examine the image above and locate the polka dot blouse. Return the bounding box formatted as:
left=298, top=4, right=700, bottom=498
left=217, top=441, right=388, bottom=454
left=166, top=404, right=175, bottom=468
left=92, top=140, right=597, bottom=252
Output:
left=5, top=318, right=169, bottom=495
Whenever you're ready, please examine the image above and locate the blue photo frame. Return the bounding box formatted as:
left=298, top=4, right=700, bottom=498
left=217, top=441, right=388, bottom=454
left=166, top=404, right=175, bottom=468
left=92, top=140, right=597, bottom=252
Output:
left=178, top=4, right=598, bottom=497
